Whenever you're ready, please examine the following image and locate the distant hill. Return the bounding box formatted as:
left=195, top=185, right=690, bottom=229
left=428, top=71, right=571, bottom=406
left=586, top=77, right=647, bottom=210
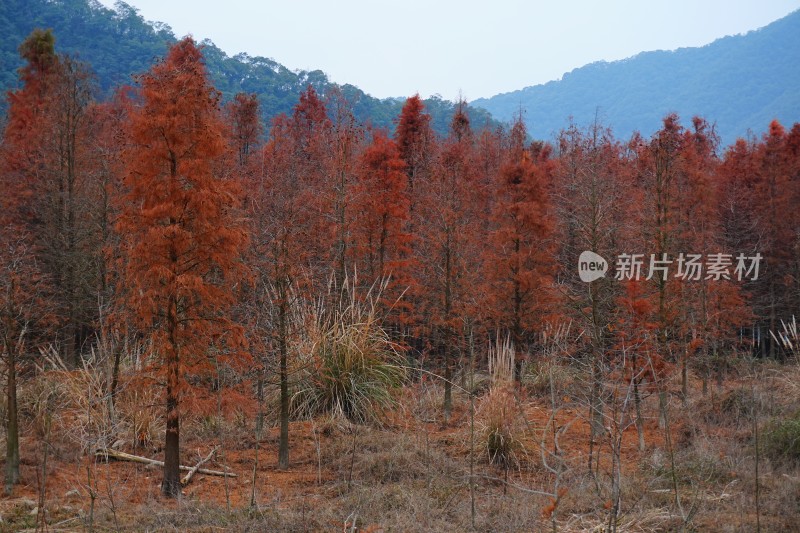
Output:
left=0, top=0, right=498, bottom=135
left=472, top=10, right=800, bottom=145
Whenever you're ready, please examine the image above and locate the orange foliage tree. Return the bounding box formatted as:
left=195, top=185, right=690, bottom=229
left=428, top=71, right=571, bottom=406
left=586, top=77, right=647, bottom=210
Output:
left=117, top=38, right=248, bottom=497
left=483, top=116, right=555, bottom=356
left=673, top=118, right=749, bottom=395
left=352, top=130, right=412, bottom=315
left=751, top=121, right=796, bottom=357
left=252, top=86, right=332, bottom=470
left=554, top=120, right=631, bottom=466
left=1, top=29, right=61, bottom=492
left=417, top=102, right=483, bottom=415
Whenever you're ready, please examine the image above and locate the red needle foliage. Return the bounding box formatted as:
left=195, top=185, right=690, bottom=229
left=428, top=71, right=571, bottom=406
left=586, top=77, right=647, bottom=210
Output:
left=483, top=117, right=556, bottom=348
left=352, top=130, right=412, bottom=318
left=116, top=37, right=249, bottom=497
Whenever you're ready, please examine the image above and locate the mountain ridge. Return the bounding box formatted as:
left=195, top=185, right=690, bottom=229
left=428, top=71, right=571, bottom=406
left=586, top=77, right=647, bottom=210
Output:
left=471, top=10, right=800, bottom=144
left=0, top=0, right=498, bottom=135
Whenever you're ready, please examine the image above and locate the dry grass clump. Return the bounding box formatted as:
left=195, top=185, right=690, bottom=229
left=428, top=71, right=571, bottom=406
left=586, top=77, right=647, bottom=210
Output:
left=36, top=346, right=120, bottom=454
left=693, top=386, right=762, bottom=429
left=400, top=378, right=448, bottom=424
left=113, top=381, right=163, bottom=451
left=290, top=277, right=406, bottom=425
left=320, top=428, right=459, bottom=485
left=478, top=387, right=526, bottom=469
left=17, top=338, right=165, bottom=456
left=476, top=335, right=527, bottom=469
left=770, top=315, right=800, bottom=361
left=17, top=366, right=67, bottom=438
left=522, top=357, right=580, bottom=398
left=15, top=348, right=100, bottom=462
left=521, top=321, right=581, bottom=398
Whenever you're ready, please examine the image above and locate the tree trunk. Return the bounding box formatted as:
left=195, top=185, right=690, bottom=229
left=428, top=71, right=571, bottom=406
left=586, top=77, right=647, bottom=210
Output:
left=702, top=368, right=708, bottom=397
left=443, top=336, right=452, bottom=420
left=255, top=368, right=265, bottom=436
left=278, top=293, right=290, bottom=470
left=681, top=353, right=688, bottom=406
left=769, top=282, right=776, bottom=359
left=589, top=346, right=606, bottom=470
left=162, top=378, right=181, bottom=496
left=634, top=378, right=646, bottom=452
left=109, top=343, right=122, bottom=406
left=658, top=390, right=667, bottom=430
left=442, top=235, right=453, bottom=420
left=608, top=435, right=621, bottom=533
left=5, top=341, right=20, bottom=493
left=162, top=297, right=181, bottom=497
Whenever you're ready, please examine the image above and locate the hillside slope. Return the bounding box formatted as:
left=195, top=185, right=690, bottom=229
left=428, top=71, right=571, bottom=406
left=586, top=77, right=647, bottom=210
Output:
left=0, top=0, right=497, bottom=134
left=472, top=10, right=800, bottom=144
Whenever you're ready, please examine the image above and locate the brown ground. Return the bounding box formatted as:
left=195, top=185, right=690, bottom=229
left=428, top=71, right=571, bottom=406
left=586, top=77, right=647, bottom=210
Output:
left=1, top=364, right=798, bottom=532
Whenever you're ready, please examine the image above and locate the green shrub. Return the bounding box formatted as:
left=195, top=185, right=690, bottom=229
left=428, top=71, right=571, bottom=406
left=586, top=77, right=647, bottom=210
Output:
left=762, top=410, right=800, bottom=466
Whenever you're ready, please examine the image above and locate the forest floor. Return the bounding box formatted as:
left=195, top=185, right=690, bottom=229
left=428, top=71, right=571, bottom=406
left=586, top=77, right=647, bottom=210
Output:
left=1, top=359, right=799, bottom=532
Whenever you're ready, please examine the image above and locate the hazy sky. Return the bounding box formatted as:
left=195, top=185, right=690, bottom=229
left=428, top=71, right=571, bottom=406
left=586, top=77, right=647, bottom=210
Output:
left=96, top=0, right=800, bottom=101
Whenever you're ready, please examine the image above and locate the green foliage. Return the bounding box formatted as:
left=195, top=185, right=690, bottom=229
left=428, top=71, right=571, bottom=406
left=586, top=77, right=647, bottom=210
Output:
left=290, top=278, right=406, bottom=425
left=0, top=0, right=500, bottom=135
left=762, top=410, right=800, bottom=466
left=0, top=0, right=172, bottom=96
left=473, top=9, right=800, bottom=145
left=18, top=27, right=55, bottom=65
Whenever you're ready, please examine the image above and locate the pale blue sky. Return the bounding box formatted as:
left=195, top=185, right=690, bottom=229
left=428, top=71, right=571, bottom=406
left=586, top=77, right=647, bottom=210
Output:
left=97, top=0, right=800, bottom=101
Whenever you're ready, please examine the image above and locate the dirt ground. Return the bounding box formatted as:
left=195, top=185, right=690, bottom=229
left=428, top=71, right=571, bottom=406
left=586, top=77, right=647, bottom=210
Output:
left=1, top=365, right=798, bottom=532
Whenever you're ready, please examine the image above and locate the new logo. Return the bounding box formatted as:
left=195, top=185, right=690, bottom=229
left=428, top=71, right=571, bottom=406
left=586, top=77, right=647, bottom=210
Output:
left=579, top=251, right=608, bottom=282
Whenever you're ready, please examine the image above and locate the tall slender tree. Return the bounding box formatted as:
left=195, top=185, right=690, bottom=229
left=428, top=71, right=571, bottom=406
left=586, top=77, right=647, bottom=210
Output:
left=554, top=119, right=629, bottom=467
left=352, top=130, right=411, bottom=314
left=0, top=29, right=60, bottom=493
left=395, top=95, right=435, bottom=345
left=326, top=89, right=363, bottom=285
left=117, top=38, right=248, bottom=497
left=752, top=121, right=794, bottom=357
left=483, top=116, right=555, bottom=352
left=418, top=102, right=481, bottom=417
left=3, top=28, right=99, bottom=364
left=226, top=92, right=262, bottom=169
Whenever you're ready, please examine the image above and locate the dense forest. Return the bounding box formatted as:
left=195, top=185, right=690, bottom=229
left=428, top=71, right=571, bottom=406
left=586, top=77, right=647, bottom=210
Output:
left=1, top=23, right=800, bottom=533
left=473, top=9, right=800, bottom=146
left=0, top=0, right=498, bottom=136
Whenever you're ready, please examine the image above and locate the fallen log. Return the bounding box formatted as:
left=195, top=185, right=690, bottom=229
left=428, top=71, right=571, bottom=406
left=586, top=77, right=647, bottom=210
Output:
left=95, top=448, right=236, bottom=478
left=181, top=446, right=219, bottom=486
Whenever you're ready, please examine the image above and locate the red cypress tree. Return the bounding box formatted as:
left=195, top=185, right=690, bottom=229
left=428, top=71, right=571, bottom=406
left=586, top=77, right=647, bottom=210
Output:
left=752, top=121, right=794, bottom=357
left=226, top=92, right=262, bottom=168
left=718, top=121, right=796, bottom=358
left=627, top=114, right=686, bottom=423
left=352, top=130, right=412, bottom=313
left=417, top=101, right=481, bottom=416
left=553, top=119, right=631, bottom=463
left=117, top=38, right=248, bottom=497
left=326, top=89, right=364, bottom=284
left=3, top=29, right=99, bottom=365
left=483, top=116, right=555, bottom=350
left=0, top=29, right=60, bottom=491
left=673, top=117, right=749, bottom=395
left=614, top=279, right=661, bottom=450
left=395, top=94, right=433, bottom=187
left=255, top=87, right=331, bottom=469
